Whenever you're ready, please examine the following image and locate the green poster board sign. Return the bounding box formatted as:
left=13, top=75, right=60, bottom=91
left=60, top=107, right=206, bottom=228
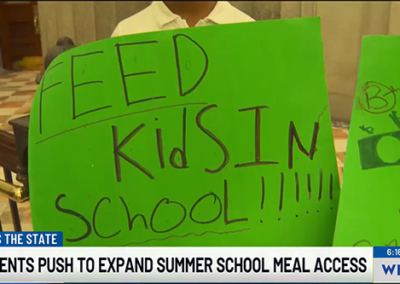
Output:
left=29, top=17, right=339, bottom=246
left=334, top=36, right=400, bottom=247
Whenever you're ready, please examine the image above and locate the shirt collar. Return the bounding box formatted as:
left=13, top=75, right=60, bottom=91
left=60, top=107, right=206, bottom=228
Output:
left=151, top=2, right=180, bottom=29
left=151, top=1, right=235, bottom=28
left=204, top=2, right=234, bottom=24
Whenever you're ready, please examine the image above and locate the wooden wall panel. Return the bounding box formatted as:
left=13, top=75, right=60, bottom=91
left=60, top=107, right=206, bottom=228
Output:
left=55, top=2, right=75, bottom=41
left=280, top=2, right=301, bottom=19
left=252, top=2, right=281, bottom=20
left=38, top=2, right=58, bottom=55
left=73, top=2, right=96, bottom=45
left=94, top=1, right=117, bottom=40
left=115, top=1, right=149, bottom=23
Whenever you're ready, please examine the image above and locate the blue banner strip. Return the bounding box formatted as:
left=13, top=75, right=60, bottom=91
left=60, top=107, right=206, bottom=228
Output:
left=0, top=232, right=63, bottom=247
left=374, top=247, right=400, bottom=258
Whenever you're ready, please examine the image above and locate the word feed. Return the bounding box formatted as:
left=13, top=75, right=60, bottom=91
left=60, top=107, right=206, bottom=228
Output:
left=334, top=36, right=400, bottom=246
left=29, top=17, right=339, bottom=247
left=37, top=35, right=208, bottom=137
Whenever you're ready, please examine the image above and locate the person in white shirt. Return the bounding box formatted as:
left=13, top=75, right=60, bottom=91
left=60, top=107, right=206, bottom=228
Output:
left=111, top=1, right=254, bottom=37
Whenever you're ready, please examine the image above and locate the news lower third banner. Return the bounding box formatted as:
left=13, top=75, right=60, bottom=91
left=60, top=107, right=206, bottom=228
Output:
left=0, top=233, right=399, bottom=283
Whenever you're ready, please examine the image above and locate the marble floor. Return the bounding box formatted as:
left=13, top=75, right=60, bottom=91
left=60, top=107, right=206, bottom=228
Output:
left=0, top=71, right=349, bottom=231
left=0, top=70, right=38, bottom=132
left=0, top=70, right=37, bottom=231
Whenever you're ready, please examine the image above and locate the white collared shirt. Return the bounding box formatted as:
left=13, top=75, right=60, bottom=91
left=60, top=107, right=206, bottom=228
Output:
left=111, top=1, right=254, bottom=37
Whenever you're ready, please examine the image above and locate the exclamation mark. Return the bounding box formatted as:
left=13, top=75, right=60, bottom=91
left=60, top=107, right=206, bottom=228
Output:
left=279, top=172, right=285, bottom=212
left=318, top=170, right=323, bottom=201
left=295, top=172, right=299, bottom=202
left=329, top=173, right=333, bottom=200
left=261, top=176, right=265, bottom=210
left=156, top=124, right=165, bottom=168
